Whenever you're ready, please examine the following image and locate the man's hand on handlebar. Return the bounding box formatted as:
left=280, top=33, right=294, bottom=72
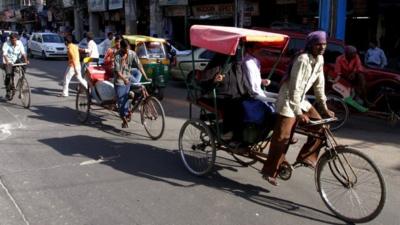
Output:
left=214, top=73, right=225, bottom=83
left=322, top=109, right=335, bottom=118
left=296, top=114, right=310, bottom=124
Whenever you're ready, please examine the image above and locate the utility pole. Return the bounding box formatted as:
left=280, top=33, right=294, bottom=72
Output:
left=74, top=0, right=84, bottom=40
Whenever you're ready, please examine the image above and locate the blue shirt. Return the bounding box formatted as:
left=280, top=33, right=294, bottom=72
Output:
left=365, top=47, right=387, bottom=68
left=2, top=40, right=26, bottom=64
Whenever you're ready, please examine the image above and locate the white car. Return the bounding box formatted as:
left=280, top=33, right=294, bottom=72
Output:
left=28, top=32, right=67, bottom=59
left=170, top=48, right=215, bottom=80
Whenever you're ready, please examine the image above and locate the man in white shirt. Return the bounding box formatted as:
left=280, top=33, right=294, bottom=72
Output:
left=242, top=43, right=273, bottom=104
left=80, top=32, right=99, bottom=60
left=102, top=32, right=113, bottom=56
left=364, top=41, right=387, bottom=68
left=2, top=33, right=29, bottom=100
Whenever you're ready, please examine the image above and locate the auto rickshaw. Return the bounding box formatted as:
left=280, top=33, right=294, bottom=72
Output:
left=123, top=35, right=172, bottom=100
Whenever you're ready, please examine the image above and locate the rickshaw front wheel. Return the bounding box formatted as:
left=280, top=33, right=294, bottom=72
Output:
left=179, top=119, right=216, bottom=176
left=140, top=96, right=165, bottom=140
left=76, top=85, right=91, bottom=123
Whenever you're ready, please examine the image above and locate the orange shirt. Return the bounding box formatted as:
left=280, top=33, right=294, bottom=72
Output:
left=67, top=43, right=80, bottom=67
left=334, top=54, right=363, bottom=77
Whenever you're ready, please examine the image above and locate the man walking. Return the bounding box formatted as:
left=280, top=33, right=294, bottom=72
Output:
left=60, top=35, right=87, bottom=97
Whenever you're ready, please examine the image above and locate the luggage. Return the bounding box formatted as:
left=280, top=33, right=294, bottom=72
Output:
left=95, top=80, right=115, bottom=102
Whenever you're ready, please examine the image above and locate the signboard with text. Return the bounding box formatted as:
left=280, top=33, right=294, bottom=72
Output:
left=88, top=0, right=107, bottom=12
left=159, top=0, right=188, bottom=6
left=109, top=0, right=123, bottom=10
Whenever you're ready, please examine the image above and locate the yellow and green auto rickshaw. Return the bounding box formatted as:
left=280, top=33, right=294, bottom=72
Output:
left=123, top=35, right=172, bottom=100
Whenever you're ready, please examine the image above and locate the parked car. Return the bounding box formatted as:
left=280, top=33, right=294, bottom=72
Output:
left=28, top=32, right=67, bottom=59
left=170, top=48, right=215, bottom=80
left=252, top=28, right=400, bottom=98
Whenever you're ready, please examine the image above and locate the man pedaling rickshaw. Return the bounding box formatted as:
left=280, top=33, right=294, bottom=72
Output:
left=261, top=31, right=335, bottom=186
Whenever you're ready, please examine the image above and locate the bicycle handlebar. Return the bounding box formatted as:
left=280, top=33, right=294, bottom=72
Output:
left=132, top=81, right=152, bottom=85
left=12, top=63, right=27, bottom=67
left=307, top=117, right=338, bottom=125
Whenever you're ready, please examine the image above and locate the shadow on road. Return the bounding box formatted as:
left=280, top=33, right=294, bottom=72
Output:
left=334, top=115, right=400, bottom=147
left=39, top=135, right=351, bottom=225
left=29, top=105, right=152, bottom=140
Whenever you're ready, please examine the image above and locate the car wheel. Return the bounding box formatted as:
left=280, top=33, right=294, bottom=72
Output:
left=41, top=50, right=47, bottom=60
left=28, top=49, right=34, bottom=58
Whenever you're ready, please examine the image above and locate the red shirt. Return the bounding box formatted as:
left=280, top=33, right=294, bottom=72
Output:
left=334, top=54, right=363, bottom=77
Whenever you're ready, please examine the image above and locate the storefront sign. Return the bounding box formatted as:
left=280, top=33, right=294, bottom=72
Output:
left=165, top=6, right=186, bottom=17
left=192, top=3, right=259, bottom=18
left=159, top=0, right=188, bottom=6
left=109, top=0, right=123, bottom=10
left=62, top=0, right=74, bottom=8
left=192, top=4, right=233, bottom=17
left=88, top=0, right=107, bottom=12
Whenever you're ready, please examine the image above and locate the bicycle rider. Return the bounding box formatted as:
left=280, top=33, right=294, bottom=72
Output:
left=2, top=33, right=29, bottom=100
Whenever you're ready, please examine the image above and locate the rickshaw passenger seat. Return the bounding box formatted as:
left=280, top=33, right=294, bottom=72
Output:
left=196, top=98, right=224, bottom=119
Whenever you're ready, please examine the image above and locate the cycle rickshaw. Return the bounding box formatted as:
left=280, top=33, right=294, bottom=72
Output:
left=178, top=25, right=386, bottom=223
left=75, top=60, right=165, bottom=140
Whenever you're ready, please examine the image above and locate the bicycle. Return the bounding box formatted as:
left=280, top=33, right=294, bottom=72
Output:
left=2, top=63, right=31, bottom=108
left=76, top=80, right=165, bottom=140
left=277, top=118, right=386, bottom=223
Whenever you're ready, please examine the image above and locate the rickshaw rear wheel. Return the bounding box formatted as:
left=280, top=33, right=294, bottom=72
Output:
left=140, top=96, right=165, bottom=140
left=179, top=119, right=216, bottom=176
left=76, top=85, right=91, bottom=123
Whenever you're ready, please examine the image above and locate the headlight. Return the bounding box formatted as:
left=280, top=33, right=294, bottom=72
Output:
left=44, top=45, right=55, bottom=51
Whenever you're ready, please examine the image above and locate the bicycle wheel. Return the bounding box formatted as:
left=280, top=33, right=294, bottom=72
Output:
left=75, top=86, right=91, bottom=123
left=179, top=119, right=216, bottom=176
left=18, top=76, right=31, bottom=108
left=317, top=147, right=386, bottom=223
left=326, top=95, right=349, bottom=131
left=140, top=96, right=165, bottom=140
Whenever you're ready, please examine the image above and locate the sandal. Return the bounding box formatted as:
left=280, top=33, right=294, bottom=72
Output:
left=262, top=174, right=279, bottom=186
left=121, top=117, right=129, bottom=128
left=295, top=158, right=317, bottom=169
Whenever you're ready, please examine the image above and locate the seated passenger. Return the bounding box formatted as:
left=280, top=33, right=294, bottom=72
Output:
left=197, top=53, right=251, bottom=141
left=103, top=35, right=122, bottom=78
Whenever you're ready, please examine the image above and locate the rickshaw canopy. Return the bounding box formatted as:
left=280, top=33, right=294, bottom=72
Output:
left=122, top=35, right=167, bottom=45
left=190, top=25, right=289, bottom=55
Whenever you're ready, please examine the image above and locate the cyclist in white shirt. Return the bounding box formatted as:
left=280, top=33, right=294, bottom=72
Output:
left=80, top=32, right=99, bottom=60
left=2, top=33, right=29, bottom=100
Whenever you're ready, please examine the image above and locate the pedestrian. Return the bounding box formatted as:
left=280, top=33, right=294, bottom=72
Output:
left=59, top=35, right=87, bottom=97
left=261, top=30, right=334, bottom=186
left=364, top=40, right=387, bottom=68
left=102, top=32, right=114, bottom=56
left=19, top=32, right=28, bottom=53
left=114, top=39, right=148, bottom=128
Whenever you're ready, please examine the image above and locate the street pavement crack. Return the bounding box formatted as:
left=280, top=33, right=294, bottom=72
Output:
left=0, top=176, right=30, bottom=225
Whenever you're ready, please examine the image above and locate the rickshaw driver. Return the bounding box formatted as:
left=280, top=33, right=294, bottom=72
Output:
left=114, top=39, right=150, bottom=128
left=261, top=31, right=335, bottom=186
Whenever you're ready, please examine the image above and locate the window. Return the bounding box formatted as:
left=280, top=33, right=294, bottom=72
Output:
left=199, top=50, right=215, bottom=60
left=37, top=35, right=43, bottom=43
left=42, top=34, right=64, bottom=43
left=325, top=43, right=344, bottom=64
left=286, top=38, right=305, bottom=57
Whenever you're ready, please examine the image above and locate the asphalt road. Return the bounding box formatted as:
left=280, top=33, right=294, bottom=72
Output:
left=0, top=58, right=399, bottom=225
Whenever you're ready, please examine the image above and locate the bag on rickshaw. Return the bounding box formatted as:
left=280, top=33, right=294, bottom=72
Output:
left=242, top=99, right=275, bottom=144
